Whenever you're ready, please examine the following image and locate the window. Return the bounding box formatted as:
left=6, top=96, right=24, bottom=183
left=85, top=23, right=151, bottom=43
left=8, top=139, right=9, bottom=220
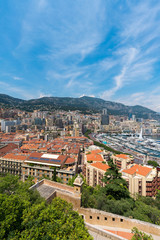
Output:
left=105, top=217, right=107, bottom=221
left=120, top=219, right=123, bottom=222
left=112, top=218, right=115, bottom=221
left=90, top=216, right=92, bottom=219
left=97, top=216, right=99, bottom=220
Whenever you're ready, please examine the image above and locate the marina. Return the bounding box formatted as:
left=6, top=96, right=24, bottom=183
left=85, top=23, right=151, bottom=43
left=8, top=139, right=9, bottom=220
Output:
left=95, top=130, right=160, bottom=164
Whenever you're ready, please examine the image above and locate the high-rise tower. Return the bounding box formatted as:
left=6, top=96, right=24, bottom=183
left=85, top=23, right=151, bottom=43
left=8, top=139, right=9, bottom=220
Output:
left=101, top=108, right=109, bottom=125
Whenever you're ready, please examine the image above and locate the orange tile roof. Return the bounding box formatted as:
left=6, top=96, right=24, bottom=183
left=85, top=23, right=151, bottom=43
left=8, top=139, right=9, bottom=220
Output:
left=91, top=162, right=110, bottom=171
left=91, top=149, right=102, bottom=154
left=65, top=157, right=75, bottom=164
left=64, top=136, right=87, bottom=139
left=21, top=144, right=39, bottom=150
left=3, top=153, right=28, bottom=161
left=0, top=143, right=18, bottom=157
left=123, top=164, right=152, bottom=176
left=116, top=154, right=130, bottom=159
left=87, top=153, right=103, bottom=162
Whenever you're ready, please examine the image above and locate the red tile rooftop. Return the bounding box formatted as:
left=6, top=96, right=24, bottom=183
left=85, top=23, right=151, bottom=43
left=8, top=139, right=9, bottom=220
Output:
left=0, top=143, right=18, bottom=157
left=65, top=157, right=76, bottom=164
left=87, top=152, right=104, bottom=162
left=2, top=153, right=29, bottom=161
left=91, top=149, right=102, bottom=154
left=123, top=164, right=152, bottom=177
left=115, top=154, right=130, bottom=159
left=91, top=162, right=110, bottom=171
left=67, top=149, right=79, bottom=154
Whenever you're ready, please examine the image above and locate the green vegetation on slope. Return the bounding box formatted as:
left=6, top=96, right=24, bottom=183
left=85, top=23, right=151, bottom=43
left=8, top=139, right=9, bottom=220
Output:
left=0, top=94, right=157, bottom=119
left=0, top=174, right=92, bottom=240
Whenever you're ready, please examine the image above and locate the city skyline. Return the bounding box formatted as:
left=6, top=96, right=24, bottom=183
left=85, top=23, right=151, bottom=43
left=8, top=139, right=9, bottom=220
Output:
left=0, top=0, right=160, bottom=111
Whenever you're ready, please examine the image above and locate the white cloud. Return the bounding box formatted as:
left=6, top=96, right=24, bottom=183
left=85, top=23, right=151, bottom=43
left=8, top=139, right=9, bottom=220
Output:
left=80, top=94, right=95, bottom=98
left=100, top=1, right=160, bottom=107
left=0, top=81, right=36, bottom=99
left=117, top=90, right=160, bottom=112
left=39, top=93, right=51, bottom=98
left=101, top=47, right=138, bottom=99
left=13, top=76, right=23, bottom=80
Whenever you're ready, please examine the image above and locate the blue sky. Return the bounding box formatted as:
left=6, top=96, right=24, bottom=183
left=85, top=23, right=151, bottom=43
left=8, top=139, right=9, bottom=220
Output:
left=0, top=0, right=160, bottom=111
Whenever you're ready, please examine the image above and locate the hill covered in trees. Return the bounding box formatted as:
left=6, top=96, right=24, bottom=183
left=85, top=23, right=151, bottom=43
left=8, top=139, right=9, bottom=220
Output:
left=0, top=94, right=158, bottom=119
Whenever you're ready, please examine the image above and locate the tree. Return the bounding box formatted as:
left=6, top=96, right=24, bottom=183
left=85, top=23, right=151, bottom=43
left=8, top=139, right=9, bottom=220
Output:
left=131, top=227, right=153, bottom=240
left=53, top=166, right=57, bottom=181
left=0, top=175, right=43, bottom=240
left=0, top=175, right=92, bottom=240
left=130, top=201, right=160, bottom=224
left=0, top=174, right=19, bottom=194
left=20, top=197, right=93, bottom=240
left=81, top=184, right=97, bottom=208
left=102, top=159, right=130, bottom=200
left=147, top=160, right=159, bottom=168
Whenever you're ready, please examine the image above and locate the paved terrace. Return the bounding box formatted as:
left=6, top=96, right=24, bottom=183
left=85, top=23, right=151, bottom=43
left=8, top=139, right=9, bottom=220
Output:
left=36, top=185, right=56, bottom=199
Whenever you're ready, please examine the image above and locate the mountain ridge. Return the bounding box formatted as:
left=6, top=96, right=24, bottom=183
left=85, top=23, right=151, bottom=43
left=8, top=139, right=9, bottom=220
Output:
left=0, top=93, right=158, bottom=119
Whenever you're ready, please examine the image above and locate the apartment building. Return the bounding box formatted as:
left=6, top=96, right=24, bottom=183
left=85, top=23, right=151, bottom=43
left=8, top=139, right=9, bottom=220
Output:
left=122, top=164, right=160, bottom=197
left=0, top=153, right=29, bottom=176
left=112, top=154, right=134, bottom=169
left=86, top=162, right=110, bottom=187
left=22, top=152, right=78, bottom=184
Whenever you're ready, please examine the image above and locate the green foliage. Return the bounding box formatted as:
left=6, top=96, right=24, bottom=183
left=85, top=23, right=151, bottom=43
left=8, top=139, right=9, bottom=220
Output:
left=56, top=176, right=63, bottom=183
left=131, top=227, right=153, bottom=240
left=20, top=197, right=92, bottom=240
left=0, top=175, right=43, bottom=239
left=81, top=184, right=99, bottom=208
left=53, top=166, right=57, bottom=181
left=84, top=130, right=91, bottom=139
left=129, top=200, right=160, bottom=224
left=102, top=159, right=130, bottom=200
left=147, top=160, right=159, bottom=167
left=28, top=163, right=35, bottom=166
left=0, top=174, right=92, bottom=240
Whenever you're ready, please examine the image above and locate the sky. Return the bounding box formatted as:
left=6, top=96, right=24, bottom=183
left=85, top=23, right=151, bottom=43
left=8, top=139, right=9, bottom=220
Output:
left=0, top=0, right=160, bottom=111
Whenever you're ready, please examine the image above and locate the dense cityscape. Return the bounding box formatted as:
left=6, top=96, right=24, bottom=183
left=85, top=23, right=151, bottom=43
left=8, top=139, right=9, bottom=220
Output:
left=1, top=105, right=160, bottom=239
left=1, top=0, right=160, bottom=239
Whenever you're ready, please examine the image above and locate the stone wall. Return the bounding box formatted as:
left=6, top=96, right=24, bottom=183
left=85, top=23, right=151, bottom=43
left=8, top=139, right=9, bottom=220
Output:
left=56, top=190, right=81, bottom=209
left=30, top=179, right=160, bottom=237
left=43, top=179, right=75, bottom=193
left=30, top=179, right=44, bottom=190
left=78, top=208, right=160, bottom=236
left=86, top=223, right=126, bottom=240
left=32, top=179, right=81, bottom=209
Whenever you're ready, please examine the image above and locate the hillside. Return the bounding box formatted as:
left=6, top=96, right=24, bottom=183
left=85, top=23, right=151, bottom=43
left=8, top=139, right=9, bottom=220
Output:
left=0, top=94, right=158, bottom=119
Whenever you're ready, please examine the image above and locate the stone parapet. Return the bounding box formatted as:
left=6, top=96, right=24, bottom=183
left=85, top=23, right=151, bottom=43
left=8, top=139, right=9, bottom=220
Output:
left=79, top=208, right=160, bottom=236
